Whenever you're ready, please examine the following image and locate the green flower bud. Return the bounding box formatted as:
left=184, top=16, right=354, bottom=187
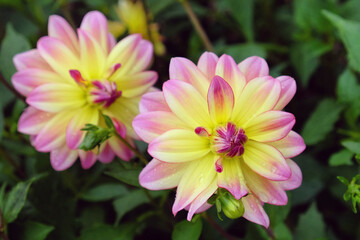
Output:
left=218, top=192, right=245, bottom=219
left=79, top=124, right=112, bottom=151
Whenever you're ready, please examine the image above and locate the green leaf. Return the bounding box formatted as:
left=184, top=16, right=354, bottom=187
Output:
left=341, top=140, right=360, bottom=154
left=323, top=10, right=360, bottom=73
left=264, top=195, right=291, bottom=227
left=302, top=99, right=343, bottom=145
left=2, top=173, right=45, bottom=223
left=336, top=68, right=360, bottom=103
left=273, top=223, right=292, bottom=240
left=293, top=179, right=323, bottom=206
left=112, top=189, right=165, bottom=223
left=0, top=23, right=31, bottom=81
left=294, top=0, right=334, bottom=33
left=295, top=203, right=326, bottom=240
left=244, top=224, right=268, bottom=240
left=27, top=173, right=76, bottom=240
left=0, top=23, right=30, bottom=107
left=0, top=82, right=15, bottom=108
left=340, top=0, right=360, bottom=22
left=81, top=183, right=129, bottom=202
left=290, top=40, right=332, bottom=87
left=344, top=100, right=360, bottom=128
left=221, top=43, right=266, bottom=63
left=79, top=223, right=136, bottom=240
left=292, top=155, right=324, bottom=206
left=172, top=219, right=203, bottom=240
left=3, top=179, right=33, bottom=223
left=329, top=149, right=354, bottom=166
left=21, top=221, right=55, bottom=240
left=0, top=10, right=38, bottom=38
left=105, top=168, right=142, bottom=187
left=218, top=0, right=254, bottom=41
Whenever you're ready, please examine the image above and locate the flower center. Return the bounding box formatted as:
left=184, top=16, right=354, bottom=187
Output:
left=69, top=63, right=122, bottom=108
left=195, top=122, right=247, bottom=173
left=90, top=80, right=122, bottom=108
left=213, top=122, right=247, bottom=158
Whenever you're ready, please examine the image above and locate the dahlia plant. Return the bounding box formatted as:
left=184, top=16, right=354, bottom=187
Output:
left=12, top=11, right=157, bottom=170
left=133, top=52, right=305, bottom=227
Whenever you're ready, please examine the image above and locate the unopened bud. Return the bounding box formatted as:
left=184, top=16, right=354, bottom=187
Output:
left=79, top=124, right=112, bottom=151
left=218, top=192, right=245, bottom=219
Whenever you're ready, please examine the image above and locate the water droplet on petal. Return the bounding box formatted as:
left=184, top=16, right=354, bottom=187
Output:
left=199, top=174, right=204, bottom=183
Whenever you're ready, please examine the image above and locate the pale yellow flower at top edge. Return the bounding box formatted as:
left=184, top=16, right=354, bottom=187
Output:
left=108, top=0, right=166, bottom=56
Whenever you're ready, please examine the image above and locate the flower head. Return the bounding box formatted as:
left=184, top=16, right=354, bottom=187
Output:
left=12, top=11, right=157, bottom=171
left=108, top=0, right=165, bottom=55
left=133, top=53, right=305, bottom=227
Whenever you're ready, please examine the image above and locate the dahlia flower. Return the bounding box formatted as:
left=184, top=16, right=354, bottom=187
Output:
left=12, top=11, right=157, bottom=170
left=133, top=53, right=305, bottom=227
left=108, top=0, right=165, bottom=55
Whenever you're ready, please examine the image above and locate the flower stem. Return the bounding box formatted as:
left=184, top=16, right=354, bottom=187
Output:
left=264, top=226, right=275, bottom=240
left=0, top=72, right=26, bottom=103
left=113, top=132, right=148, bottom=165
left=202, top=212, right=237, bottom=240
left=179, top=0, right=214, bottom=52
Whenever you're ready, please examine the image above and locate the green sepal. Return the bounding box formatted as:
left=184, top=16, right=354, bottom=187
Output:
left=215, top=198, right=223, bottom=221
left=102, top=114, right=115, bottom=129
left=79, top=125, right=112, bottom=151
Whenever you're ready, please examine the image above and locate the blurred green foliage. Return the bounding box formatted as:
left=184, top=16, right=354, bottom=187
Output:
left=0, top=0, right=360, bottom=239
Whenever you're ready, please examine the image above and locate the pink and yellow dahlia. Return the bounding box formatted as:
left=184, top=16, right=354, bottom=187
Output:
left=133, top=52, right=305, bottom=227
left=12, top=11, right=157, bottom=171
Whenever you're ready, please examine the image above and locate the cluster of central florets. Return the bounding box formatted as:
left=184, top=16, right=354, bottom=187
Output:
left=212, top=122, right=247, bottom=158
left=90, top=80, right=122, bottom=107
left=69, top=64, right=123, bottom=108
left=195, top=122, right=248, bottom=173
